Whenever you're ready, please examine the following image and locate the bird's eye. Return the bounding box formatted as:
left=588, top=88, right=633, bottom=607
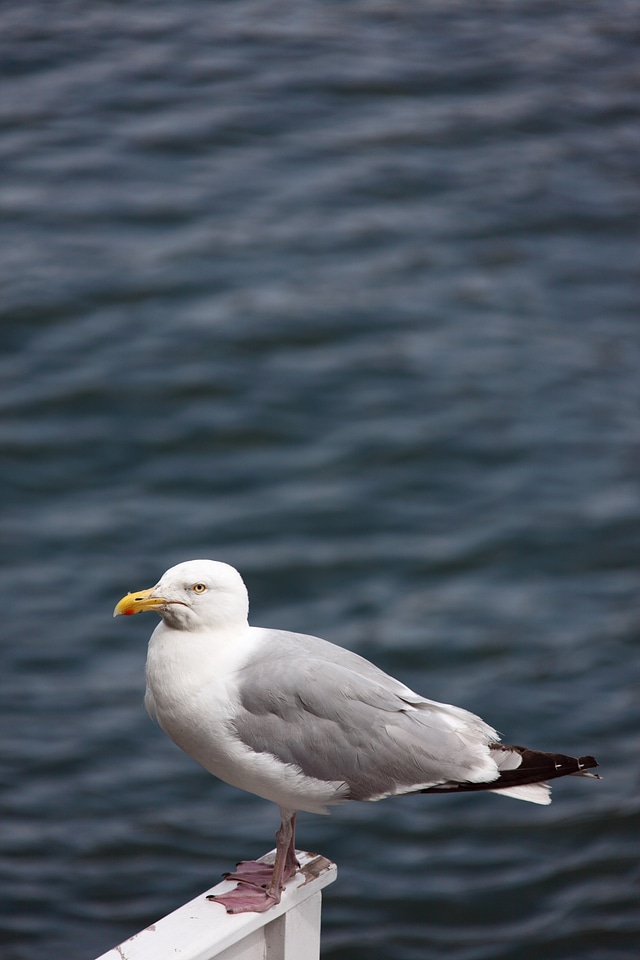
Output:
left=192, top=583, right=207, bottom=594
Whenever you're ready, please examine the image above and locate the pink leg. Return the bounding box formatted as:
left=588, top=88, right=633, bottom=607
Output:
left=208, top=809, right=299, bottom=914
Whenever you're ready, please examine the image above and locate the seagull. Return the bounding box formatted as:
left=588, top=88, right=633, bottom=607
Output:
left=114, top=559, right=599, bottom=914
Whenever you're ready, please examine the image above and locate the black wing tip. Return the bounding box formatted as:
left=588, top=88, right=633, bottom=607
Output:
left=575, top=755, right=600, bottom=778
left=578, top=755, right=598, bottom=769
left=501, top=745, right=599, bottom=775
left=420, top=747, right=600, bottom=797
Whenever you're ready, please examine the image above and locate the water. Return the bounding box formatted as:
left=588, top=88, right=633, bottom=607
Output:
left=1, top=2, right=639, bottom=957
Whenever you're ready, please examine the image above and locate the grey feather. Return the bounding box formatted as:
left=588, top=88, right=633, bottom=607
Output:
left=233, top=630, right=497, bottom=801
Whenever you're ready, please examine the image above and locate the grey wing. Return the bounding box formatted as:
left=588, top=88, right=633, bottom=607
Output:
left=233, top=631, right=499, bottom=801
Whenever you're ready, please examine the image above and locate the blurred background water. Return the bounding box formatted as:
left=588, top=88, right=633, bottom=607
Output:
left=1, top=1, right=639, bottom=958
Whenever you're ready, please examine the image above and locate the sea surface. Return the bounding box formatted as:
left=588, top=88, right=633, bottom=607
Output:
left=1, top=2, right=639, bottom=958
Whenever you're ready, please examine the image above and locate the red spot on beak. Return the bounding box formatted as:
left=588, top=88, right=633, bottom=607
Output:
left=124, top=608, right=135, bottom=616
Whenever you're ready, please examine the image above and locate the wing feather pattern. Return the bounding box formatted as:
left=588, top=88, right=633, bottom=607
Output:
left=232, top=630, right=499, bottom=801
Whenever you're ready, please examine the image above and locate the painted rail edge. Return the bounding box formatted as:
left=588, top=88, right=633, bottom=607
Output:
left=94, top=849, right=337, bottom=960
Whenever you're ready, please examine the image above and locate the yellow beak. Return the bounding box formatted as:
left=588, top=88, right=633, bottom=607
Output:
left=113, top=587, right=169, bottom=618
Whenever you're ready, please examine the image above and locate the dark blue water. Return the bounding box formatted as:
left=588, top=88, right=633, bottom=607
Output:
left=1, top=2, right=639, bottom=958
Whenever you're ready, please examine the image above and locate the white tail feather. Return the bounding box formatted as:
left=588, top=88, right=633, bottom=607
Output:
left=490, top=782, right=552, bottom=804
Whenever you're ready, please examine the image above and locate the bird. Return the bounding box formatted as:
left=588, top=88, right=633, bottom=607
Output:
left=114, top=558, right=599, bottom=914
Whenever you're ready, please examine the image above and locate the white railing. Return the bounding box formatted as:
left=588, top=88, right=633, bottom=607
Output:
left=94, top=849, right=337, bottom=960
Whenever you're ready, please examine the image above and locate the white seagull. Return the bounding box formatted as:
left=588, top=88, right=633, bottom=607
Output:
left=114, top=559, right=598, bottom=914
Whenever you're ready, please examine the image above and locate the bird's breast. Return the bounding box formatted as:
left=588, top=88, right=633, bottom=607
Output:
left=143, top=624, right=262, bottom=763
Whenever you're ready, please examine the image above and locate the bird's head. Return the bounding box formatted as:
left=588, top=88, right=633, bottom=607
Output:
left=113, top=559, right=249, bottom=631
